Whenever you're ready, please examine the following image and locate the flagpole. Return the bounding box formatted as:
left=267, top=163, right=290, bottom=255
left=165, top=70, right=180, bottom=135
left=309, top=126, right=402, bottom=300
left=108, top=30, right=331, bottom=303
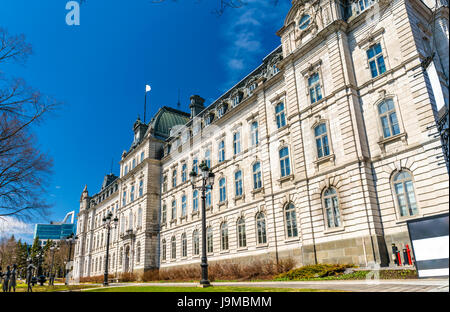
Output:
left=144, top=91, right=147, bottom=124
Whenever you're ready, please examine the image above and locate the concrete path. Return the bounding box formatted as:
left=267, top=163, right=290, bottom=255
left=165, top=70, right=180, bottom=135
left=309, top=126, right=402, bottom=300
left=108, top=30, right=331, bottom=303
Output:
left=77, top=278, right=449, bottom=292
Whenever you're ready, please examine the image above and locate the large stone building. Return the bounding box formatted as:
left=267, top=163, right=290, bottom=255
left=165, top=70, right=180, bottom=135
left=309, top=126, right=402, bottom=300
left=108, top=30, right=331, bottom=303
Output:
left=73, top=0, right=449, bottom=280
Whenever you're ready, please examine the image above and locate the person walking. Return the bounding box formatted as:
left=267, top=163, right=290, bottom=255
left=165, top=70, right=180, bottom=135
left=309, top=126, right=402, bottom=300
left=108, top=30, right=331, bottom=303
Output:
left=8, top=264, right=17, bottom=292
left=2, top=266, right=10, bottom=292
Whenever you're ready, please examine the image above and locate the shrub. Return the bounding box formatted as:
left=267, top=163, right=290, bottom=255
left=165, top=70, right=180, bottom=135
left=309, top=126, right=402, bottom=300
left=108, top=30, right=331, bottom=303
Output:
left=118, top=272, right=137, bottom=282
left=79, top=275, right=110, bottom=283
left=275, top=264, right=355, bottom=280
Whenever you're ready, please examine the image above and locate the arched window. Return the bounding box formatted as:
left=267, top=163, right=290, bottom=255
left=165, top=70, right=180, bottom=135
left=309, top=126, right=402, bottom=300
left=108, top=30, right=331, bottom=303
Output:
left=162, top=204, right=167, bottom=223
left=171, top=200, right=177, bottom=220
left=161, top=239, right=166, bottom=261
left=237, top=217, right=247, bottom=248
left=285, top=203, right=298, bottom=238
left=220, top=222, right=229, bottom=251
left=206, top=227, right=213, bottom=253
left=253, top=162, right=262, bottom=189
left=279, top=147, right=291, bottom=177
left=392, top=171, right=418, bottom=217
left=171, top=236, right=176, bottom=259
left=323, top=187, right=341, bottom=228
left=219, top=178, right=226, bottom=202
left=314, top=123, right=330, bottom=158
left=181, top=233, right=187, bottom=257
left=193, top=230, right=200, bottom=256
left=181, top=195, right=187, bottom=217
left=256, top=212, right=267, bottom=245
left=378, top=99, right=400, bottom=138
left=119, top=247, right=123, bottom=266
left=235, top=170, right=243, bottom=196
left=193, top=190, right=199, bottom=212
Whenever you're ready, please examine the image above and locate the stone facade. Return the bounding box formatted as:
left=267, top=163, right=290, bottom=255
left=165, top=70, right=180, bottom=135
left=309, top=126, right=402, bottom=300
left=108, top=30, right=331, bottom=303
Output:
left=73, top=0, right=449, bottom=280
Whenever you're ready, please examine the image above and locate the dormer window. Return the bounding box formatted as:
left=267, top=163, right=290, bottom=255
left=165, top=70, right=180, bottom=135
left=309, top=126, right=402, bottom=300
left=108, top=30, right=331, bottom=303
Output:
left=248, top=83, right=257, bottom=96
left=298, top=14, right=311, bottom=30
left=272, top=64, right=280, bottom=75
left=217, top=103, right=228, bottom=118
left=232, top=92, right=243, bottom=107
left=205, top=113, right=215, bottom=126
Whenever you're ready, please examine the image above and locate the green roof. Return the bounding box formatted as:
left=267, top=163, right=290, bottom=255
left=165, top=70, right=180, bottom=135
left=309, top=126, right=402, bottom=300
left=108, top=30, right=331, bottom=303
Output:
left=150, top=106, right=190, bottom=140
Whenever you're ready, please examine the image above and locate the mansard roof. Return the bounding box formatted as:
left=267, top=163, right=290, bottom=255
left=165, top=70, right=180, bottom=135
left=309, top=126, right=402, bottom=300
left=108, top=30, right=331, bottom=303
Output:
left=148, top=106, right=190, bottom=140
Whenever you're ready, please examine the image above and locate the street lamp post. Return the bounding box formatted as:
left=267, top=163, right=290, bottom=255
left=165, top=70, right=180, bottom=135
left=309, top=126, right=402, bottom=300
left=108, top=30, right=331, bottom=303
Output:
left=49, top=245, right=58, bottom=286
left=102, top=211, right=118, bottom=286
left=65, top=233, right=78, bottom=286
left=190, top=161, right=215, bottom=287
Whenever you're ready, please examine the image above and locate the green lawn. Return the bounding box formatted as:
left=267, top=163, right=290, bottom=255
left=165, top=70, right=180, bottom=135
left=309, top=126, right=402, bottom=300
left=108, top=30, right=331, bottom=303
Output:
left=13, top=283, right=99, bottom=292
left=83, top=286, right=340, bottom=292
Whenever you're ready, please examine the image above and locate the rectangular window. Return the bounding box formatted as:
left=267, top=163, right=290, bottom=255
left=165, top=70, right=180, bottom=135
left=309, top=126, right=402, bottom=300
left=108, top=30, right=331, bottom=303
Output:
left=193, top=158, right=198, bottom=174
left=205, top=149, right=211, bottom=168
left=219, top=179, right=226, bottom=202
left=251, top=122, right=259, bottom=146
left=171, top=201, right=176, bottom=220
left=122, top=191, right=127, bottom=207
left=181, top=196, right=186, bottom=217
left=206, top=189, right=211, bottom=208
left=378, top=99, right=400, bottom=138
left=218, top=141, right=225, bottom=163
left=308, top=73, right=323, bottom=104
left=233, top=132, right=241, bottom=155
left=314, top=123, right=330, bottom=158
left=181, top=164, right=187, bottom=183
left=172, top=170, right=177, bottom=188
left=367, top=43, right=386, bottom=78
left=279, top=147, right=291, bottom=177
left=275, top=103, right=286, bottom=129
left=130, top=185, right=135, bottom=201
left=235, top=171, right=243, bottom=196
left=139, top=180, right=143, bottom=197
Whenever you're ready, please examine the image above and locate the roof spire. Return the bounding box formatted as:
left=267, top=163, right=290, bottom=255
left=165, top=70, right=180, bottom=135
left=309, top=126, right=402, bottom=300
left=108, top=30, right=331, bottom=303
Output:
left=177, top=88, right=181, bottom=109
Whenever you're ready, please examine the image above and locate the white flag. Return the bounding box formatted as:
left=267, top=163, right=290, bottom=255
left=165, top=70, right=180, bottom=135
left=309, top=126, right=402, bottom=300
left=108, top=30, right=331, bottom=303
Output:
left=146, top=85, right=151, bottom=92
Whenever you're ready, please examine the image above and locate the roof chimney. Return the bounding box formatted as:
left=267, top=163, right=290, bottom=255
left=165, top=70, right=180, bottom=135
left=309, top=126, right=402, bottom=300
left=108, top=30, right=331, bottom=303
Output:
left=189, top=95, right=205, bottom=119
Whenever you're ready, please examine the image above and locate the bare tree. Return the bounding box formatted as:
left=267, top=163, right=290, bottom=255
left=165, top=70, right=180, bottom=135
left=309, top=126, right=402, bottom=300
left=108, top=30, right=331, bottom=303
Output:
left=0, top=27, right=59, bottom=221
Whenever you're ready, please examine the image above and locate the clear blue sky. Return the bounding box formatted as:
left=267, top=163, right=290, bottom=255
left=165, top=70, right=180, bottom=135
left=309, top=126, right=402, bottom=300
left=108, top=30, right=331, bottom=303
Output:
left=0, top=0, right=290, bottom=242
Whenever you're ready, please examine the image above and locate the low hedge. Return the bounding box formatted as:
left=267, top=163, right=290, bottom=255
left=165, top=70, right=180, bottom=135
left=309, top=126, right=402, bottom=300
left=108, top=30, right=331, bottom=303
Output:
left=275, top=264, right=354, bottom=280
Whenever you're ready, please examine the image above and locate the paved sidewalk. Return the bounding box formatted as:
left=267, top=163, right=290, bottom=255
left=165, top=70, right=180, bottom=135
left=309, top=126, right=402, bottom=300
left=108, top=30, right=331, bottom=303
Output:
left=79, top=278, right=449, bottom=292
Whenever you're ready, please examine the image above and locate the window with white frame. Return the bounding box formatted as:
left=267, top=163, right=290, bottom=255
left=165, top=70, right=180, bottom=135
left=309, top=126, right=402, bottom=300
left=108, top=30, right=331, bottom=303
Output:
left=181, top=164, right=187, bottom=183
left=378, top=99, right=400, bottom=138
left=220, top=222, right=229, bottom=251
left=171, top=236, right=176, bottom=259
left=163, top=175, right=168, bottom=192
left=193, top=158, right=198, bottom=174
left=285, top=203, right=298, bottom=238
left=205, top=149, right=211, bottom=168
left=193, top=190, right=199, bottom=212
left=172, top=169, right=177, bottom=188
left=233, top=131, right=241, bottom=155
left=181, top=195, right=187, bottom=217
left=193, top=230, right=200, bottom=255
left=219, top=178, right=226, bottom=202
left=279, top=147, right=291, bottom=177
left=137, top=207, right=142, bottom=227
left=162, top=204, right=167, bottom=223
left=275, top=102, right=286, bottom=129
left=251, top=121, right=259, bottom=146
left=253, top=162, right=262, bottom=190
left=323, top=187, right=341, bottom=228
left=207, top=227, right=213, bottom=253
left=367, top=43, right=386, bottom=78
left=206, top=188, right=212, bottom=208
left=181, top=233, right=187, bottom=257
left=298, top=14, right=311, bottom=30
left=218, top=140, right=225, bottom=163
left=314, top=123, right=330, bottom=158
left=256, top=212, right=267, bottom=244
left=140, top=151, right=145, bottom=163
left=171, top=200, right=176, bottom=220
left=162, top=239, right=166, bottom=261
left=237, top=217, right=246, bottom=248
left=130, top=185, right=135, bottom=202
left=122, top=190, right=127, bottom=207
left=235, top=170, right=243, bottom=196
left=308, top=72, right=323, bottom=104
left=139, top=180, right=143, bottom=197
left=392, top=171, right=419, bottom=217
left=132, top=158, right=136, bottom=169
left=248, top=83, right=257, bottom=95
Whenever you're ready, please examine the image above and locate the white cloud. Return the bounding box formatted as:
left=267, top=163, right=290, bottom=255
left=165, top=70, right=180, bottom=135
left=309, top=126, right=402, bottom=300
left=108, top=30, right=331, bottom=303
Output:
left=219, top=0, right=290, bottom=88
left=55, top=186, right=61, bottom=189
left=0, top=216, right=35, bottom=241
